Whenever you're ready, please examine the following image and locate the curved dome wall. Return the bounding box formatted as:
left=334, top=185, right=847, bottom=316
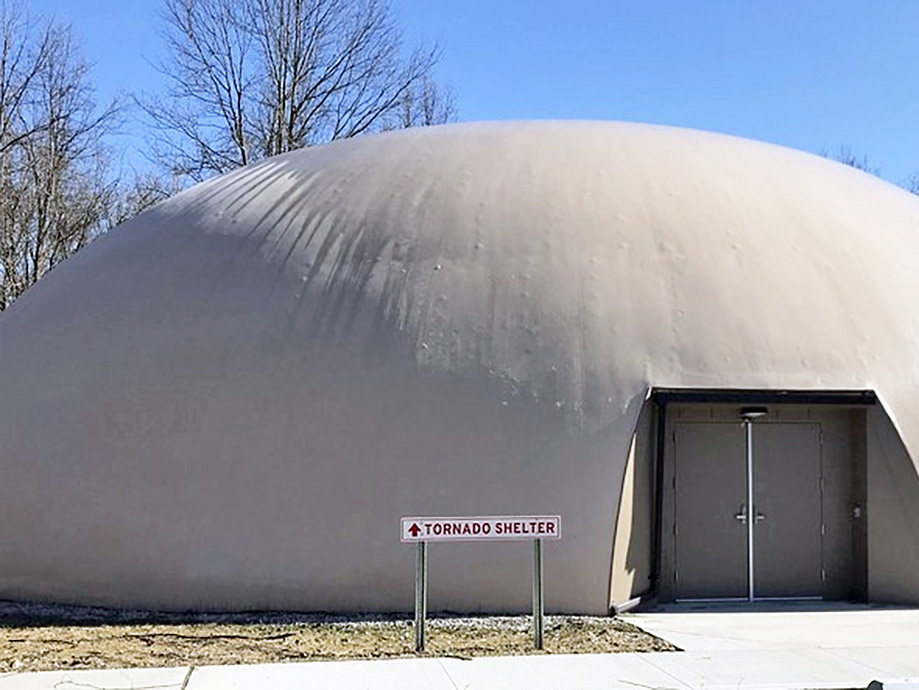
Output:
left=3, top=121, right=919, bottom=613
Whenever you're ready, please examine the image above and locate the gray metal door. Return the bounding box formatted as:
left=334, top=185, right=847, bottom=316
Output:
left=674, top=423, right=747, bottom=599
left=673, top=421, right=823, bottom=601
left=753, top=423, right=823, bottom=598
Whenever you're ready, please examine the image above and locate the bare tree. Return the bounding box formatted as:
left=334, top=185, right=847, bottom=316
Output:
left=108, top=171, right=183, bottom=226
left=903, top=172, right=919, bottom=196
left=0, top=6, right=120, bottom=310
left=395, top=75, right=456, bottom=128
left=823, top=146, right=919, bottom=196
left=822, top=145, right=880, bottom=176
left=141, top=0, right=451, bottom=183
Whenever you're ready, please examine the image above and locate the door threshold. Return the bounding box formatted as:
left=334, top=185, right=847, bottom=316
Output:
left=754, top=596, right=823, bottom=602
left=652, top=599, right=871, bottom=614
left=675, top=596, right=823, bottom=604
left=675, top=597, right=749, bottom=603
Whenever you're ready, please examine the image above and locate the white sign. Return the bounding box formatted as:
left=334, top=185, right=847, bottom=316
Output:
left=401, top=515, right=561, bottom=543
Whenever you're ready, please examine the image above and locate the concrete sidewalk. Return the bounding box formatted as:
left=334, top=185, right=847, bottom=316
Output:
left=2, top=651, right=914, bottom=690
left=3, top=607, right=919, bottom=689
left=628, top=605, right=919, bottom=651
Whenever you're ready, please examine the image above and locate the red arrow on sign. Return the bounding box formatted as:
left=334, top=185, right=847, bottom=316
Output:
left=408, top=523, right=422, bottom=537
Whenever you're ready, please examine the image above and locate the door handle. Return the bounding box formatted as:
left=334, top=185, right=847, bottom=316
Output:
left=734, top=505, right=766, bottom=523
left=734, top=505, right=747, bottom=523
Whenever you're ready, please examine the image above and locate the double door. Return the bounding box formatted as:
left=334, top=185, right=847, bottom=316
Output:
left=673, top=422, right=823, bottom=601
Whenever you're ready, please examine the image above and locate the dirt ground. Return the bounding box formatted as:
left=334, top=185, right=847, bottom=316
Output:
left=0, top=600, right=677, bottom=673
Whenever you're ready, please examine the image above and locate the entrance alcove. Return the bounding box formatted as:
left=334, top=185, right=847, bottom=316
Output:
left=608, top=389, right=919, bottom=610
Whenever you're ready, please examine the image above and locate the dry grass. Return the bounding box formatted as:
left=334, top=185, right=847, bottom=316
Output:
left=0, top=600, right=677, bottom=673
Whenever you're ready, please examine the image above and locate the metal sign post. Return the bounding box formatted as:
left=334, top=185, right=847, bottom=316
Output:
left=532, top=538, right=544, bottom=649
left=401, top=515, right=560, bottom=652
left=414, top=541, right=427, bottom=652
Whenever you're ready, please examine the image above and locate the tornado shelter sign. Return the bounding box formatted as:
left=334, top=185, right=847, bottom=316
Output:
left=400, top=516, right=561, bottom=543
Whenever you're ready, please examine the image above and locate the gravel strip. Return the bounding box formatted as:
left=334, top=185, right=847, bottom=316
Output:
left=0, top=600, right=677, bottom=672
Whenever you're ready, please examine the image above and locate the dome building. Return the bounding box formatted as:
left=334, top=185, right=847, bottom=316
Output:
left=2, top=120, right=919, bottom=613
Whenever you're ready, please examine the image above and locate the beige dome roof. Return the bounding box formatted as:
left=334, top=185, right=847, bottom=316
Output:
left=3, top=121, right=919, bottom=613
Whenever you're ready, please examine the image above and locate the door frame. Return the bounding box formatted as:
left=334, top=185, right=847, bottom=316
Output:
left=649, top=388, right=874, bottom=605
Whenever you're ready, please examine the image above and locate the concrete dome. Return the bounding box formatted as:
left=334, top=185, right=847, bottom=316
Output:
left=3, top=120, right=919, bottom=614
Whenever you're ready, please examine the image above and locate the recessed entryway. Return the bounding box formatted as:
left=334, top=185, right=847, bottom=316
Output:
left=656, top=394, right=869, bottom=605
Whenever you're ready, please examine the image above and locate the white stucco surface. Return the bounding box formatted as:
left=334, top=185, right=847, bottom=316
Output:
left=2, top=121, right=919, bottom=613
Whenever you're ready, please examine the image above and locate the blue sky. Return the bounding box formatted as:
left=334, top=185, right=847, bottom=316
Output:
left=29, top=0, right=919, bottom=186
